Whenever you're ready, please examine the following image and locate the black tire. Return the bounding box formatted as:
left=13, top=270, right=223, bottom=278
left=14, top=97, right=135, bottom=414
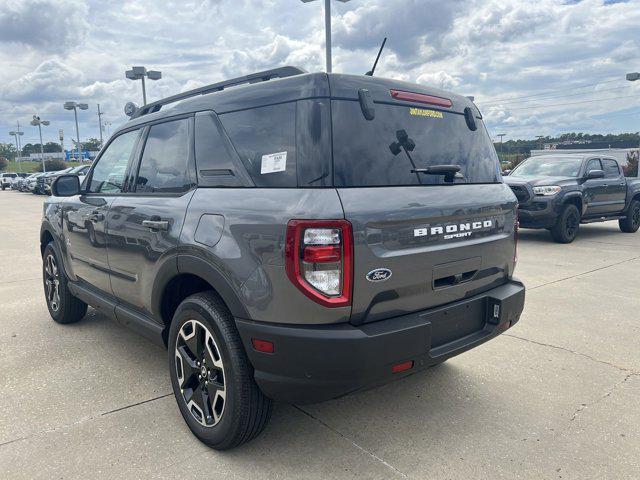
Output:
left=168, top=292, right=272, bottom=450
left=42, top=242, right=87, bottom=324
left=1, top=185, right=5, bottom=190
left=550, top=204, right=580, bottom=243
left=619, top=199, right=640, bottom=233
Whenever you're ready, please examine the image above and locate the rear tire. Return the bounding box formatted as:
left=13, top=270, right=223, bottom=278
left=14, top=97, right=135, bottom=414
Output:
left=42, top=243, right=87, bottom=324
left=168, top=291, right=272, bottom=450
left=550, top=204, right=580, bottom=243
left=619, top=199, right=640, bottom=233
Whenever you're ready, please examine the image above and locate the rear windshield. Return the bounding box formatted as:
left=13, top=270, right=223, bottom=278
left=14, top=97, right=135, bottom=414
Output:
left=332, top=101, right=500, bottom=187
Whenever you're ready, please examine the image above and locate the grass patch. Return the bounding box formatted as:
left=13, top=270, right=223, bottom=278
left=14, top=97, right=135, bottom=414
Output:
left=2, top=161, right=84, bottom=174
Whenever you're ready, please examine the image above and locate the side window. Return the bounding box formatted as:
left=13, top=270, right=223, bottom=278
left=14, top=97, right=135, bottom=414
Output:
left=602, top=159, right=620, bottom=178
left=194, top=112, right=249, bottom=187
left=88, top=130, right=139, bottom=193
left=585, top=159, right=602, bottom=174
left=220, top=103, right=297, bottom=187
left=135, top=118, right=191, bottom=193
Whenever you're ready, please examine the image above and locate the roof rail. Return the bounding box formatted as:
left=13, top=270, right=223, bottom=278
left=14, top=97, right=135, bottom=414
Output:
left=129, top=66, right=307, bottom=119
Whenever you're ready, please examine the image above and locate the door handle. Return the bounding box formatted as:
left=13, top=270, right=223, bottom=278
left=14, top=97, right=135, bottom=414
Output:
left=142, top=219, right=169, bottom=231
left=90, top=212, right=104, bottom=222
left=603, top=184, right=608, bottom=189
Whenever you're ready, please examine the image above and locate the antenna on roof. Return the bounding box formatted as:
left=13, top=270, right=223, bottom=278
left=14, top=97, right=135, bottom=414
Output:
left=365, top=37, right=387, bottom=76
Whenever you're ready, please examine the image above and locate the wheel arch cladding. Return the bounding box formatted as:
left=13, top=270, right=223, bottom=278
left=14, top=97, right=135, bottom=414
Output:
left=564, top=194, right=583, bottom=213
left=40, top=228, right=54, bottom=256
left=157, top=258, right=250, bottom=346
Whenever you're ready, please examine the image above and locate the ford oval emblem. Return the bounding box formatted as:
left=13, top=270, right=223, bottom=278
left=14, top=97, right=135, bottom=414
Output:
left=366, top=268, right=392, bottom=282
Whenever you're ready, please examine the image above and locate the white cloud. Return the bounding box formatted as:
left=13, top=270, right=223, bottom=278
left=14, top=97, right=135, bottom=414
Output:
left=1, top=0, right=639, bottom=146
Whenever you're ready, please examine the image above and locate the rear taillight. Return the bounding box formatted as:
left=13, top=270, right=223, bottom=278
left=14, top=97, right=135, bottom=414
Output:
left=285, top=220, right=353, bottom=307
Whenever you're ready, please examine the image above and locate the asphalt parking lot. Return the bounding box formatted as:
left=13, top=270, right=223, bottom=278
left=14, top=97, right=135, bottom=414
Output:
left=1, top=191, right=638, bottom=479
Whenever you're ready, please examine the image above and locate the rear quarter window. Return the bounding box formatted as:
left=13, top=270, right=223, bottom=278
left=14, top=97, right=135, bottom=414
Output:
left=220, top=103, right=297, bottom=187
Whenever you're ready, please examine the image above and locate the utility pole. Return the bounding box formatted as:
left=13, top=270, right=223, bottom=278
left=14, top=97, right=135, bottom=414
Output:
left=97, top=104, right=104, bottom=148
left=59, top=129, right=65, bottom=161
left=497, top=133, right=506, bottom=156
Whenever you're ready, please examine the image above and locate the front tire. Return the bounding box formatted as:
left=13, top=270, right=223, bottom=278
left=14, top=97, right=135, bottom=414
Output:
left=42, top=243, right=87, bottom=324
left=168, top=292, right=272, bottom=450
left=550, top=204, right=580, bottom=243
left=619, top=199, right=640, bottom=233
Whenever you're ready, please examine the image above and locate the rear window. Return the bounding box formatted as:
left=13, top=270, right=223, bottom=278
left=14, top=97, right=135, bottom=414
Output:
left=332, top=101, right=500, bottom=187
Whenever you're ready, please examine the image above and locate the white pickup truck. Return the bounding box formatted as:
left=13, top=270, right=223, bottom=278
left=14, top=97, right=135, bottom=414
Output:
left=1, top=173, right=18, bottom=190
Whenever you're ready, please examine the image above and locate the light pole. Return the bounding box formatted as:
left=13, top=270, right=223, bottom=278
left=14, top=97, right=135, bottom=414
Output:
left=536, top=135, right=545, bottom=151
left=104, top=121, right=112, bottom=138
left=300, top=0, right=351, bottom=73
left=97, top=104, right=104, bottom=148
left=497, top=133, right=506, bottom=156
left=30, top=115, right=50, bottom=173
left=64, top=101, right=88, bottom=163
left=125, top=66, right=162, bottom=105
left=8, top=130, right=24, bottom=173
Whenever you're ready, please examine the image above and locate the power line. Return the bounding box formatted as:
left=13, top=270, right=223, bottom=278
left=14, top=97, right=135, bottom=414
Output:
left=478, top=78, right=623, bottom=105
left=492, top=93, right=640, bottom=111
left=481, top=85, right=633, bottom=107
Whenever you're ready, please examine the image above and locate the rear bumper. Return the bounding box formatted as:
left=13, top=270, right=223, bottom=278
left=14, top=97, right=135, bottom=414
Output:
left=236, top=279, right=525, bottom=404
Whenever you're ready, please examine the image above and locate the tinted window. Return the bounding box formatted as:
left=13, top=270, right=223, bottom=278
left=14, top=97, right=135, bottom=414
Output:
left=585, top=158, right=602, bottom=173
left=221, top=103, right=297, bottom=187
left=512, top=156, right=583, bottom=177
left=332, top=101, right=500, bottom=186
left=135, top=119, right=191, bottom=193
left=89, top=130, right=139, bottom=193
left=195, top=112, right=247, bottom=187
left=602, top=159, right=620, bottom=178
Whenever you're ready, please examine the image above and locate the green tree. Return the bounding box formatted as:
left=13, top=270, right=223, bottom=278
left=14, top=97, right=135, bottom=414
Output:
left=0, top=157, right=8, bottom=170
left=0, top=143, right=16, bottom=160
left=34, top=159, right=67, bottom=172
left=43, top=142, right=62, bottom=153
left=82, top=138, right=102, bottom=151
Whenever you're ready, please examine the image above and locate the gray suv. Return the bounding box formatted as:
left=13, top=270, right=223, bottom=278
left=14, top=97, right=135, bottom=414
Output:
left=41, top=67, right=525, bottom=449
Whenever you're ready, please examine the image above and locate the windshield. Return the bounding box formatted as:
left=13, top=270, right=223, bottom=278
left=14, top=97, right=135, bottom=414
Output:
left=512, top=157, right=583, bottom=177
left=332, top=101, right=500, bottom=187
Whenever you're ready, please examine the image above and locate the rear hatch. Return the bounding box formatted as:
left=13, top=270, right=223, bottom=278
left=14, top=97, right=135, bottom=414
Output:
left=329, top=75, right=518, bottom=325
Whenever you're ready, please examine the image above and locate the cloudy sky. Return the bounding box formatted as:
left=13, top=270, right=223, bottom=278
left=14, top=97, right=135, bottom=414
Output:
left=1, top=0, right=639, bottom=148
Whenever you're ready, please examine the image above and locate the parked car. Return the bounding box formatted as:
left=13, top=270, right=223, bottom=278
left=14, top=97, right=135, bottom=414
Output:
left=9, top=173, right=27, bottom=190
left=504, top=154, right=640, bottom=242
left=28, top=173, right=45, bottom=193
left=44, top=168, right=75, bottom=194
left=41, top=67, right=525, bottom=449
left=1, top=172, right=18, bottom=190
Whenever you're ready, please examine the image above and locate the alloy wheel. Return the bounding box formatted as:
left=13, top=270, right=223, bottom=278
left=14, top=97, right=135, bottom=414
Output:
left=566, top=211, right=579, bottom=237
left=175, top=319, right=226, bottom=427
left=44, top=254, right=61, bottom=312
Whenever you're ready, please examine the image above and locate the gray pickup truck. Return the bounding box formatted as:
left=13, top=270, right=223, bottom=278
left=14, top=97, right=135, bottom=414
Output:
left=505, top=154, right=640, bottom=242
left=40, top=67, right=525, bottom=449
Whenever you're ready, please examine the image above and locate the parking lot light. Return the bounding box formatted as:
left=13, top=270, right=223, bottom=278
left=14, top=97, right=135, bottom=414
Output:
left=8, top=129, right=24, bottom=173
left=64, top=101, right=89, bottom=163
left=30, top=115, right=50, bottom=173
left=626, top=72, right=640, bottom=82
left=300, top=0, right=351, bottom=73
left=125, top=66, right=162, bottom=105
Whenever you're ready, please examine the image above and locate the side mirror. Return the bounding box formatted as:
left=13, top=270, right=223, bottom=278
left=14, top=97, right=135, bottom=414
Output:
left=586, top=169, right=605, bottom=180
left=52, top=174, right=81, bottom=197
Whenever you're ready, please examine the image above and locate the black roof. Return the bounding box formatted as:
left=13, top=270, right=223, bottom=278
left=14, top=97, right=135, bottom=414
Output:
left=118, top=66, right=475, bottom=133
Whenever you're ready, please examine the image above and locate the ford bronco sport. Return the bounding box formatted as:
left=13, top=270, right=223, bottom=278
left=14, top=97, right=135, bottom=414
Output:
left=41, top=67, right=525, bottom=449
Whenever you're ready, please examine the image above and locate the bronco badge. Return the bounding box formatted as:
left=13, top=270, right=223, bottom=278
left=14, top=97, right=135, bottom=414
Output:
left=366, top=268, right=392, bottom=282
